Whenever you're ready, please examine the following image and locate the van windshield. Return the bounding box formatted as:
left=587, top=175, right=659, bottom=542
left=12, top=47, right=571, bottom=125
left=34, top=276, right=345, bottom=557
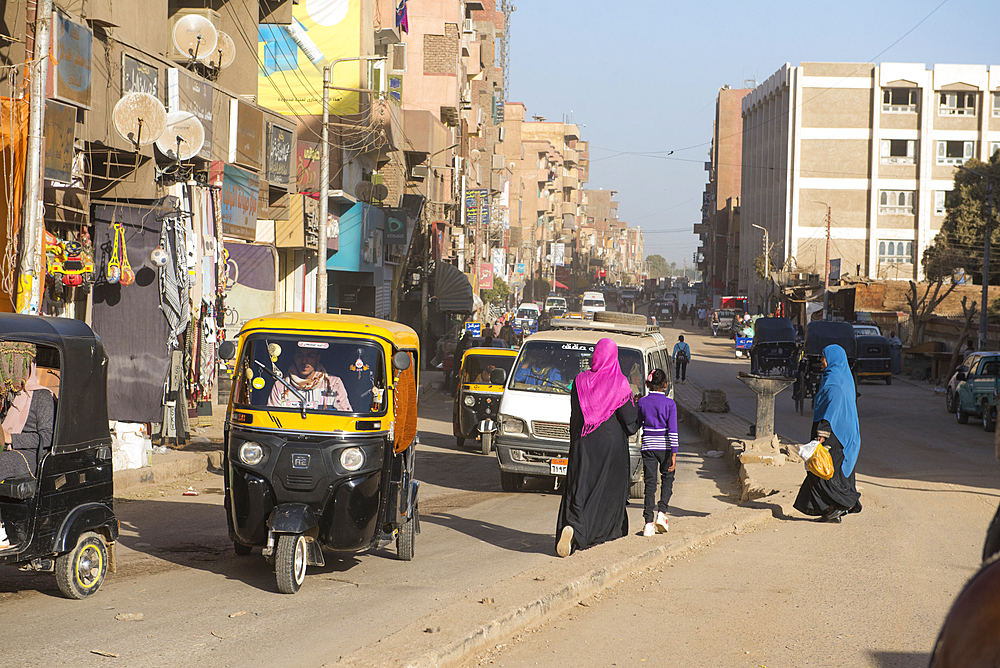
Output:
left=509, top=341, right=644, bottom=396
left=234, top=335, right=387, bottom=415
left=583, top=299, right=604, bottom=307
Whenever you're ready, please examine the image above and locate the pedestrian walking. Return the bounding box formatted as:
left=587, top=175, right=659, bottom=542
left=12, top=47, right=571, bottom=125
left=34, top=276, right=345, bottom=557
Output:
left=689, top=306, right=696, bottom=325
left=637, top=369, right=678, bottom=536
left=555, top=338, right=639, bottom=557
left=793, top=344, right=862, bottom=523
left=673, top=335, right=690, bottom=382
left=698, top=307, right=707, bottom=328
left=887, top=330, right=902, bottom=374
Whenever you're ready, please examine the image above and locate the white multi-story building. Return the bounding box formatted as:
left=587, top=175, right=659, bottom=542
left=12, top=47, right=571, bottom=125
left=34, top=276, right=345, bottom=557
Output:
left=740, top=62, right=1000, bottom=308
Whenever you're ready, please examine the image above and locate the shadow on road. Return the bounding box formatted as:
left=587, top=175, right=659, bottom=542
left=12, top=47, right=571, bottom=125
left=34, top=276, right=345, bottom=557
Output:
left=869, top=650, right=931, bottom=668
left=420, top=512, right=554, bottom=555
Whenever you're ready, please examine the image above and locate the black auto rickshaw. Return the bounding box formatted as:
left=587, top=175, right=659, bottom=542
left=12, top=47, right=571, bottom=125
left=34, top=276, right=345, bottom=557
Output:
left=651, top=300, right=675, bottom=326
left=793, top=321, right=857, bottom=414
left=856, top=335, right=892, bottom=385
left=453, top=347, right=518, bottom=455
left=0, top=314, right=118, bottom=599
left=220, top=313, right=420, bottom=594
left=749, top=317, right=798, bottom=377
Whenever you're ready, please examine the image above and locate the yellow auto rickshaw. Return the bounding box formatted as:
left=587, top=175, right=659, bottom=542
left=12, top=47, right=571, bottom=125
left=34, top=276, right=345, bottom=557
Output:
left=218, top=313, right=419, bottom=594
left=453, top=347, right=518, bottom=455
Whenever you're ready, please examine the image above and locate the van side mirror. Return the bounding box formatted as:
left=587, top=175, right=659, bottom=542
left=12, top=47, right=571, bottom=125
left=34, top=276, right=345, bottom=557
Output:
left=219, top=341, right=236, bottom=361
left=393, top=350, right=412, bottom=371
left=490, top=368, right=507, bottom=385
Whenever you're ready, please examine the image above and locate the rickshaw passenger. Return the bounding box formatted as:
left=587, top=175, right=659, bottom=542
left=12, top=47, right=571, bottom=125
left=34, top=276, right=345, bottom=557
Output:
left=0, top=343, right=55, bottom=549
left=267, top=349, right=353, bottom=411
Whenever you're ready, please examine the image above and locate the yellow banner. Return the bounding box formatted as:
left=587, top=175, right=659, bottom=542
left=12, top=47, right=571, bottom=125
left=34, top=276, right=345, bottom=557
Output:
left=257, top=0, right=361, bottom=116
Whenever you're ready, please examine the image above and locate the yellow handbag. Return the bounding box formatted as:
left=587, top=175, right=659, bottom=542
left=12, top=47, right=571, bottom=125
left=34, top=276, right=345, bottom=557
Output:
left=807, top=442, right=835, bottom=480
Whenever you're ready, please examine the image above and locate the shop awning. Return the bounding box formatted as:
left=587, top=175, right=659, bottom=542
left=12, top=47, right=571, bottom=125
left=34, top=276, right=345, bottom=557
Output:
left=436, top=262, right=475, bottom=313
left=554, top=280, right=568, bottom=289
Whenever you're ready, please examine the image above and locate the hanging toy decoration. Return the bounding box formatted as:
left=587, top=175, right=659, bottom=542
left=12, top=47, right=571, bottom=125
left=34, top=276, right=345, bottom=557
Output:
left=150, top=246, right=169, bottom=267
left=106, top=221, right=124, bottom=284
left=350, top=348, right=369, bottom=379
left=117, top=222, right=135, bottom=287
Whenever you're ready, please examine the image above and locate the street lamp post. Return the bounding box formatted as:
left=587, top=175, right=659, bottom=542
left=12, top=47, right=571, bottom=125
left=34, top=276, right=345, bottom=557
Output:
left=318, top=55, right=386, bottom=314
left=957, top=164, right=995, bottom=350
left=813, top=202, right=832, bottom=319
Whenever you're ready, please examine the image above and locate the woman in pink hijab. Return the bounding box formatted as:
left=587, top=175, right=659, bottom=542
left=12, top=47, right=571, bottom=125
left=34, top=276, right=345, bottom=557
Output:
left=555, top=338, right=639, bottom=557
left=0, top=343, right=55, bottom=549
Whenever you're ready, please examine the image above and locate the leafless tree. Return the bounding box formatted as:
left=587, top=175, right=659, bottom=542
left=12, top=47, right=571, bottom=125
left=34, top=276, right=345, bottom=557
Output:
left=941, top=296, right=977, bottom=386
left=906, top=279, right=958, bottom=348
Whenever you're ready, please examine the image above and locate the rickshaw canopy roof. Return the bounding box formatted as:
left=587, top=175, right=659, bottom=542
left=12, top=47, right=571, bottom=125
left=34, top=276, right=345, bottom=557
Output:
left=805, top=321, right=857, bottom=358
left=0, top=314, right=111, bottom=453
left=753, top=317, right=796, bottom=343
left=239, top=312, right=419, bottom=351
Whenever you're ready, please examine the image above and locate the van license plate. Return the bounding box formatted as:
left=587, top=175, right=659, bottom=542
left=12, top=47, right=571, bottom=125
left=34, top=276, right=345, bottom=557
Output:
left=550, top=458, right=568, bottom=475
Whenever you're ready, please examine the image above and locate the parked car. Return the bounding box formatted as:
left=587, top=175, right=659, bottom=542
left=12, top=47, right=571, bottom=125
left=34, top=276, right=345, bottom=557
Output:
left=853, top=324, right=882, bottom=337
left=952, top=352, right=1000, bottom=431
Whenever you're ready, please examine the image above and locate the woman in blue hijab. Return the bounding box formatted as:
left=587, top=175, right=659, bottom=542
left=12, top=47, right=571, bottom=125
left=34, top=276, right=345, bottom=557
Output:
left=793, top=344, right=862, bottom=523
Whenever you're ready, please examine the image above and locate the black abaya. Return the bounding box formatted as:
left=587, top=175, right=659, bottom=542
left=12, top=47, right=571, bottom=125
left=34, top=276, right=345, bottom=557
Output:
left=793, top=419, right=861, bottom=516
left=555, top=386, right=639, bottom=553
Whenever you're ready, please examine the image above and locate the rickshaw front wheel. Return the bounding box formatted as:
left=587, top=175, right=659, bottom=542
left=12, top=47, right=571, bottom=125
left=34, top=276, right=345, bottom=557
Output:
left=275, top=534, right=307, bottom=594
left=481, top=432, right=492, bottom=456
left=55, top=531, right=109, bottom=599
left=396, top=512, right=416, bottom=561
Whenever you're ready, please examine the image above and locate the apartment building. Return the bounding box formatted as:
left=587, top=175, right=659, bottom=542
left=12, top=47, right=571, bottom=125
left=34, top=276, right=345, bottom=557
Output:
left=739, top=62, right=1000, bottom=310
left=699, top=85, right=750, bottom=295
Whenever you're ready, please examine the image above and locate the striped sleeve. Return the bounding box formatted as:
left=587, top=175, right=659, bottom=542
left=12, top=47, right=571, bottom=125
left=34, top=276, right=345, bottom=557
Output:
left=668, top=399, right=679, bottom=453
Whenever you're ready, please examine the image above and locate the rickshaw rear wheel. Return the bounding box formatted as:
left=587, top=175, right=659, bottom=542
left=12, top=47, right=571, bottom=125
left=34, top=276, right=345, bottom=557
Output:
left=275, top=534, right=307, bottom=594
left=234, top=541, right=253, bottom=556
left=455, top=436, right=465, bottom=448
left=885, top=377, right=892, bottom=385
left=481, top=432, right=492, bottom=456
left=396, top=512, right=416, bottom=561
left=55, top=531, right=109, bottom=599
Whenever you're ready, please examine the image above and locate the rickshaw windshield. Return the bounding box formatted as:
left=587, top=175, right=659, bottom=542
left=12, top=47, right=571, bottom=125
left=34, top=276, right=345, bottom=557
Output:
left=509, top=341, right=643, bottom=396
left=233, top=335, right=387, bottom=415
left=460, top=354, right=516, bottom=385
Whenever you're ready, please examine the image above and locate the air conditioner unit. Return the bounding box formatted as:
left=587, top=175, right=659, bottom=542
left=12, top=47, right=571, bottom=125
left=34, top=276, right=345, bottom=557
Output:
left=462, top=19, right=475, bottom=34
left=411, top=164, right=428, bottom=179
left=168, top=9, right=221, bottom=63
left=491, top=154, right=504, bottom=169
left=390, top=43, right=407, bottom=73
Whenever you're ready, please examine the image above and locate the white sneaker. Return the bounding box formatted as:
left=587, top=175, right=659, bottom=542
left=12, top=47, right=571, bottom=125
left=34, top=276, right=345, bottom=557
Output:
left=643, top=523, right=655, bottom=537
left=654, top=512, right=669, bottom=533
left=556, top=525, right=574, bottom=557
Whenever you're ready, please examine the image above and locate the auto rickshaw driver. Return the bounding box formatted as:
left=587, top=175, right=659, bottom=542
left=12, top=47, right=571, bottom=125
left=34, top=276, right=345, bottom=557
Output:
left=266, top=347, right=352, bottom=411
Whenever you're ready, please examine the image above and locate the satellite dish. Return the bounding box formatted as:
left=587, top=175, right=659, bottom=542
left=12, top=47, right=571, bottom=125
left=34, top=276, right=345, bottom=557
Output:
left=172, top=15, right=218, bottom=62
left=373, top=184, right=389, bottom=201
left=206, top=30, right=236, bottom=69
left=355, top=181, right=374, bottom=202
left=112, top=92, right=168, bottom=149
left=155, top=111, right=205, bottom=161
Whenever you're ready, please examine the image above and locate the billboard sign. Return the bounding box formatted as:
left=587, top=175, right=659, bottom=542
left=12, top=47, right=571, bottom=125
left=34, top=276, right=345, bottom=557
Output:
left=257, top=1, right=362, bottom=115
left=212, top=162, right=260, bottom=241
left=478, top=262, right=493, bottom=290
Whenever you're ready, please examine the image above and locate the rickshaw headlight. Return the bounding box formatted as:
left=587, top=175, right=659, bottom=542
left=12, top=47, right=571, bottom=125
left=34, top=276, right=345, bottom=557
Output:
left=464, top=395, right=475, bottom=406
left=239, top=441, right=265, bottom=466
left=340, top=447, right=364, bottom=471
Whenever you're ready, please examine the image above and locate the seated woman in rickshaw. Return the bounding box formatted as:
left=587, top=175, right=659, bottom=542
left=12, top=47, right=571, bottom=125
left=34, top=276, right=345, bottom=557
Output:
left=267, top=348, right=353, bottom=412
left=0, top=343, right=55, bottom=549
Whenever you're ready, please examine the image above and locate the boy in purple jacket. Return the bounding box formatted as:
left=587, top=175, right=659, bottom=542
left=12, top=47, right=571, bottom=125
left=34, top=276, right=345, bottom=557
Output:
left=636, top=369, right=678, bottom=536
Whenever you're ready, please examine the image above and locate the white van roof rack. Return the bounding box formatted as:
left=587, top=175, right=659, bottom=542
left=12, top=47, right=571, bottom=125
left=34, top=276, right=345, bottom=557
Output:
left=548, top=317, right=659, bottom=335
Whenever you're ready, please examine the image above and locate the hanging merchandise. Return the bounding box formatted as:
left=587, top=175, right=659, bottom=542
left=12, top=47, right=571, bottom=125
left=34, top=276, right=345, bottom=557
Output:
left=106, top=220, right=134, bottom=285
left=150, top=246, right=168, bottom=267
left=45, top=228, right=96, bottom=290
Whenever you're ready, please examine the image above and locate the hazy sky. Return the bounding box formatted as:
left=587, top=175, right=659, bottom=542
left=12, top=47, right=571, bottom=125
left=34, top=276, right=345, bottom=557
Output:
left=507, top=0, right=998, bottom=267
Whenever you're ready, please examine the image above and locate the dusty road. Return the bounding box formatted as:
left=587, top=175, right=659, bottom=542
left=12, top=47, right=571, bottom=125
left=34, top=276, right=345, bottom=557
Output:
left=462, top=321, right=1000, bottom=668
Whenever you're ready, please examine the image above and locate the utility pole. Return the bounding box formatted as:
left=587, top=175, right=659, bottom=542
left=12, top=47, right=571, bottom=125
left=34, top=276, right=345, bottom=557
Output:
left=751, top=223, right=768, bottom=313
left=812, top=202, right=832, bottom=320
left=17, top=0, right=53, bottom=314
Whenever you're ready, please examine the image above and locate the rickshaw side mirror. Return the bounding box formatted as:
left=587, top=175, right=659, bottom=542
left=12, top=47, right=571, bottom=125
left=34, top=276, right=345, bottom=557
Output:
left=393, top=350, right=412, bottom=371
left=219, top=341, right=236, bottom=361
left=490, top=368, right=507, bottom=385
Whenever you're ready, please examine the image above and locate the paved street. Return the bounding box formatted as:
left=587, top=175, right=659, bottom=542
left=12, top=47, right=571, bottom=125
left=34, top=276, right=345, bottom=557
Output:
left=461, top=320, right=1000, bottom=667
left=2, top=321, right=996, bottom=667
